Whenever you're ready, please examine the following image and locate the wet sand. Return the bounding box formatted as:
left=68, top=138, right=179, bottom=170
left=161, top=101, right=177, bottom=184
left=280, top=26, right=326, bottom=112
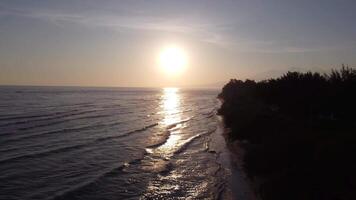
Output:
left=211, top=116, right=258, bottom=200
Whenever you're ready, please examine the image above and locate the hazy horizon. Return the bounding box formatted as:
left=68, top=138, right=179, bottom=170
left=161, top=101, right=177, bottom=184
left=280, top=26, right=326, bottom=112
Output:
left=0, top=83, right=223, bottom=89
left=1, top=0, right=356, bottom=87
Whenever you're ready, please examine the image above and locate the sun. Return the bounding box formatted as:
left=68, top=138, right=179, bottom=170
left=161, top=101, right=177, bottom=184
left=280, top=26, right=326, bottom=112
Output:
left=158, top=46, right=188, bottom=75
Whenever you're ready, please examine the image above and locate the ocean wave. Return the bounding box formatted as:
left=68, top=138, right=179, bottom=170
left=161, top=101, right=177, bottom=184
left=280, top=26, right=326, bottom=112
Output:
left=0, top=143, right=90, bottom=165
left=17, top=114, right=111, bottom=131
left=140, top=158, right=173, bottom=174
left=145, top=131, right=170, bottom=149
left=48, top=166, right=126, bottom=200
left=0, top=109, right=85, bottom=121
left=173, top=128, right=217, bottom=156
left=144, top=118, right=195, bottom=149
left=0, top=122, right=158, bottom=152
left=49, top=156, right=145, bottom=200
left=0, top=114, right=151, bottom=144
left=202, top=108, right=216, bottom=117
left=0, top=110, right=98, bottom=128
left=206, top=113, right=216, bottom=119
left=0, top=113, right=54, bottom=121
left=165, top=117, right=192, bottom=130
left=94, top=122, right=158, bottom=142
left=0, top=123, right=106, bottom=145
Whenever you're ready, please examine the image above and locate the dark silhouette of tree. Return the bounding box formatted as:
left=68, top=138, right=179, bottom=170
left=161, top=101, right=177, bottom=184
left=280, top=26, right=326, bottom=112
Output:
left=218, top=66, right=356, bottom=200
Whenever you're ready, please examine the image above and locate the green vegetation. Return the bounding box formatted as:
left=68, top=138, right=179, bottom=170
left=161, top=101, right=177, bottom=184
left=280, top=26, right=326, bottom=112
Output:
left=218, top=66, right=356, bottom=200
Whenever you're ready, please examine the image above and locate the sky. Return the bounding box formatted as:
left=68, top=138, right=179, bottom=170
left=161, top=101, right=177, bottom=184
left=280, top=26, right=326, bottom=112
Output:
left=0, top=0, right=356, bottom=87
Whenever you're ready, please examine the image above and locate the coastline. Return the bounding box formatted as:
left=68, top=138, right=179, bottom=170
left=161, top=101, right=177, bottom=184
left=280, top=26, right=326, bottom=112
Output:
left=215, top=116, right=258, bottom=200
left=217, top=68, right=356, bottom=200
left=226, top=138, right=259, bottom=200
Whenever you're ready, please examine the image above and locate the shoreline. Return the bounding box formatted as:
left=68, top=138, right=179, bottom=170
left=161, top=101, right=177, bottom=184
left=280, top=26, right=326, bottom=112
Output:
left=224, top=137, right=259, bottom=200
left=214, top=116, right=258, bottom=200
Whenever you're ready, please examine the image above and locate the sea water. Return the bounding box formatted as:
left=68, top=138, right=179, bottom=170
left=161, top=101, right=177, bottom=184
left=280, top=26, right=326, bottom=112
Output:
left=0, top=86, right=251, bottom=200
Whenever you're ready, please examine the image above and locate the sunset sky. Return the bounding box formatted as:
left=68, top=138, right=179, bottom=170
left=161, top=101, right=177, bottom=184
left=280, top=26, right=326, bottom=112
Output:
left=1, top=0, right=356, bottom=87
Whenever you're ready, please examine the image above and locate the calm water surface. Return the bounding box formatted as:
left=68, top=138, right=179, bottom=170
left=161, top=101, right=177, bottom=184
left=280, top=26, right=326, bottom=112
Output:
left=0, top=86, right=251, bottom=200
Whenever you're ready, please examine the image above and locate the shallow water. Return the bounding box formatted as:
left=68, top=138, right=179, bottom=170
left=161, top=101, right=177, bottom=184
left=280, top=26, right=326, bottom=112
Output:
left=0, top=86, right=250, bottom=200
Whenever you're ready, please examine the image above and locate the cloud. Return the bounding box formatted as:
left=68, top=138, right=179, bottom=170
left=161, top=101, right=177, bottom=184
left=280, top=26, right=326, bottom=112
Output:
left=0, top=4, right=234, bottom=47
left=1, top=3, right=348, bottom=53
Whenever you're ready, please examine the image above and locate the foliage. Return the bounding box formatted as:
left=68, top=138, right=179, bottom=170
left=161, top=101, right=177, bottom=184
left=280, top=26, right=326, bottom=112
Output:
left=218, top=66, right=356, bottom=200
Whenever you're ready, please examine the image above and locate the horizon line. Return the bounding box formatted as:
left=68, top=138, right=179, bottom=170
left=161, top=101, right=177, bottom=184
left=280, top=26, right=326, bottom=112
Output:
left=0, top=84, right=222, bottom=90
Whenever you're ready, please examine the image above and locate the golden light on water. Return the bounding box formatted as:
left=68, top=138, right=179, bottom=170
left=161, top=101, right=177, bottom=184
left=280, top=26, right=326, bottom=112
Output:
left=156, top=87, right=183, bottom=156
left=161, top=88, right=181, bottom=126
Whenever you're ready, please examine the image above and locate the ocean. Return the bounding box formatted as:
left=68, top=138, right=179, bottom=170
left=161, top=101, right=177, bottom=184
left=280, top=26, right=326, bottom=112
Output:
left=0, top=86, right=251, bottom=200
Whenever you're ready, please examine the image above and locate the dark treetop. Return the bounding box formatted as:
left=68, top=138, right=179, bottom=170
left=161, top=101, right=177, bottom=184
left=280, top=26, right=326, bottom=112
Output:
left=218, top=66, right=356, bottom=200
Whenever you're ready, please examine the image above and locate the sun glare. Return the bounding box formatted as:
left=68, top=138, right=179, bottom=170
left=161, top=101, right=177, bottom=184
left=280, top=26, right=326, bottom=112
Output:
left=158, top=46, right=187, bottom=75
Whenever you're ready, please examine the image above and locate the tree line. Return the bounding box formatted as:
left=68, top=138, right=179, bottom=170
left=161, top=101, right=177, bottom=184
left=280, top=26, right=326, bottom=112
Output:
left=218, top=65, right=356, bottom=200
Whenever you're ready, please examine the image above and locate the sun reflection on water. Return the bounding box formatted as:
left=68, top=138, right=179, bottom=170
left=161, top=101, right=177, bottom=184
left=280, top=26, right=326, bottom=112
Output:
left=142, top=88, right=202, bottom=198
left=161, top=87, right=181, bottom=126
left=157, top=87, right=183, bottom=156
